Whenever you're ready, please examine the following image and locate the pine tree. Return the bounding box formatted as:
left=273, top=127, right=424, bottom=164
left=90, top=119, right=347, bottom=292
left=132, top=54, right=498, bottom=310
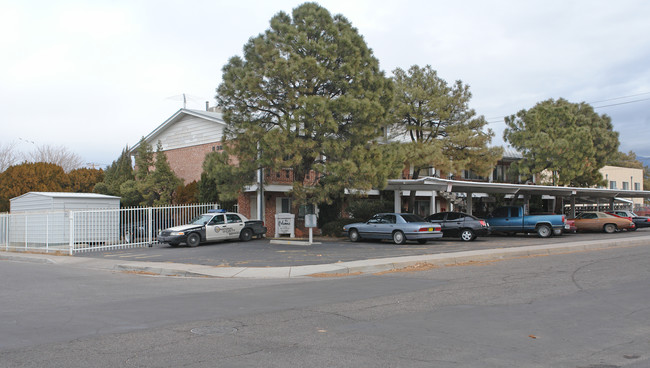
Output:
left=93, top=147, right=134, bottom=197
left=214, top=3, right=403, bottom=207
left=391, top=65, right=502, bottom=209
left=504, top=98, right=620, bottom=187
left=142, top=142, right=182, bottom=206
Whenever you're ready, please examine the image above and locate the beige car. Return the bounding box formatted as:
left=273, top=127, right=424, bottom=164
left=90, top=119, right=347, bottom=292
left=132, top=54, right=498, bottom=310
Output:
left=570, top=211, right=635, bottom=233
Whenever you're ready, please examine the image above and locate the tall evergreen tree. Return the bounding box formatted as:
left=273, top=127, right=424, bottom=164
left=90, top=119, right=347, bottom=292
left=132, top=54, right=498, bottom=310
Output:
left=504, top=98, right=620, bottom=187
left=141, top=142, right=182, bottom=206
left=134, top=137, right=154, bottom=181
left=606, top=150, right=644, bottom=169
left=93, top=147, right=134, bottom=197
left=214, top=2, right=403, bottom=207
left=391, top=65, right=502, bottom=210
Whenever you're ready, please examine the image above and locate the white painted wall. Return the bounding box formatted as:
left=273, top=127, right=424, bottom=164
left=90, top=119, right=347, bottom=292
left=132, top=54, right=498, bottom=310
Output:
left=156, top=115, right=224, bottom=151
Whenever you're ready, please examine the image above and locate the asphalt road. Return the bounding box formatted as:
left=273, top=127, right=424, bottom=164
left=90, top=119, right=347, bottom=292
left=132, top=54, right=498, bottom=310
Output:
left=2, top=241, right=649, bottom=367
left=76, top=229, right=650, bottom=267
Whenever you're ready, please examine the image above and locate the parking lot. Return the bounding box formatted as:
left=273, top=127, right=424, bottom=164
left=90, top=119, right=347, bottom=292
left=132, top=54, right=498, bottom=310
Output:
left=76, top=229, right=650, bottom=268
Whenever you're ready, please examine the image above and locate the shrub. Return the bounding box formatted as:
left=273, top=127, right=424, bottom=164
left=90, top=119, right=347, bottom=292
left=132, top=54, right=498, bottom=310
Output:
left=346, top=199, right=393, bottom=221
left=320, top=218, right=359, bottom=237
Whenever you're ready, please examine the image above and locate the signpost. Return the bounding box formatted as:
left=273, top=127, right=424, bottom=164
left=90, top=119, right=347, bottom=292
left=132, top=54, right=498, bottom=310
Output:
left=305, top=214, right=317, bottom=244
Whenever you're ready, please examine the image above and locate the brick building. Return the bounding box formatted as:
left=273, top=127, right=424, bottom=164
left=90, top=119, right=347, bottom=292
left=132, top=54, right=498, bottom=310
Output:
left=132, top=108, right=648, bottom=237
left=131, top=108, right=303, bottom=237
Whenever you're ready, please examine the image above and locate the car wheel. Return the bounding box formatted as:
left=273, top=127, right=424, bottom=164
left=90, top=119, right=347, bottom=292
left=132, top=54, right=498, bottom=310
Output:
left=348, top=229, right=360, bottom=242
left=536, top=224, right=552, bottom=238
left=603, top=223, right=617, bottom=234
left=392, top=231, right=406, bottom=245
left=187, top=233, right=201, bottom=247
left=460, top=229, right=475, bottom=242
left=239, top=228, right=253, bottom=241
left=417, top=239, right=427, bottom=244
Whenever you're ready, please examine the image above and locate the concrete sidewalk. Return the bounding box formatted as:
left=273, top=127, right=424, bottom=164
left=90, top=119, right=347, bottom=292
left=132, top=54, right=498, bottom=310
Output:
left=2, top=235, right=650, bottom=278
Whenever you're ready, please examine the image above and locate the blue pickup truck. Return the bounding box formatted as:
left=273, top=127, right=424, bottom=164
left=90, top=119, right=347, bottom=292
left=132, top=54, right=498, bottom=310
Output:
left=487, top=206, right=566, bottom=238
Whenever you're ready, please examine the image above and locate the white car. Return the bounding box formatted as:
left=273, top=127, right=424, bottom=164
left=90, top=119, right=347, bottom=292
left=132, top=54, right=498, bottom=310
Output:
left=157, top=209, right=266, bottom=247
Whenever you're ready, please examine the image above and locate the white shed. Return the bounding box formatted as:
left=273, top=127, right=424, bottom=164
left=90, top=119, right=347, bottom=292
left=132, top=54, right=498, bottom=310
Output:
left=10, top=192, right=120, bottom=213
left=9, top=192, right=121, bottom=247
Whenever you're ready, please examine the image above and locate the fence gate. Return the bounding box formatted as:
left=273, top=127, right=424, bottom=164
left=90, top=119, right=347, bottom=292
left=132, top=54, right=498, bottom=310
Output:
left=1, top=203, right=223, bottom=254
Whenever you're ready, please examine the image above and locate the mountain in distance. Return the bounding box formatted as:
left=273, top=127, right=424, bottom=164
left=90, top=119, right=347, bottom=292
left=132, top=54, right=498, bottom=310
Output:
left=638, top=156, right=650, bottom=169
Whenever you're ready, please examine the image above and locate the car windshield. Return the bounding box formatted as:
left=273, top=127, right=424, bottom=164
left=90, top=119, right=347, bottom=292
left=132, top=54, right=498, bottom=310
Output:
left=188, top=214, right=213, bottom=225
left=401, top=214, right=426, bottom=223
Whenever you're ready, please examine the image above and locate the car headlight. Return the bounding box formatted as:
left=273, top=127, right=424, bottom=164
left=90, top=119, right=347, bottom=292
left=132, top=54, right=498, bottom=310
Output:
left=169, top=231, right=185, bottom=236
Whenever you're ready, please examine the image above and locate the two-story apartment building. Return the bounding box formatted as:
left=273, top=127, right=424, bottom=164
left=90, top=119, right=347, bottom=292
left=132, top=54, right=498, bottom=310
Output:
left=132, top=107, right=647, bottom=235
left=131, top=107, right=318, bottom=237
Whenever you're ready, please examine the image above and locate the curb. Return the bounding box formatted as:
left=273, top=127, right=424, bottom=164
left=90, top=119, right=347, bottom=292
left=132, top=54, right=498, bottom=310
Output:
left=0, top=253, right=56, bottom=264
left=2, top=236, right=650, bottom=279
left=112, top=236, right=650, bottom=278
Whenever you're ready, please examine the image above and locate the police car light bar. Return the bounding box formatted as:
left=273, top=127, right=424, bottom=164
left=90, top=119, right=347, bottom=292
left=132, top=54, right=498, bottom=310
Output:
left=207, top=209, right=227, bottom=213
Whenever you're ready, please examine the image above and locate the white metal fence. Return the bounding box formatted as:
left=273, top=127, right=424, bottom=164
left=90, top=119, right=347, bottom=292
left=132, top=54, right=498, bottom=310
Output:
left=0, top=203, right=231, bottom=255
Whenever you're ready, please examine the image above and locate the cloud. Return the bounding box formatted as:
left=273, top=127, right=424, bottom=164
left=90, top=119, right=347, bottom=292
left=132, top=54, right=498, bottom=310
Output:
left=1, top=0, right=649, bottom=166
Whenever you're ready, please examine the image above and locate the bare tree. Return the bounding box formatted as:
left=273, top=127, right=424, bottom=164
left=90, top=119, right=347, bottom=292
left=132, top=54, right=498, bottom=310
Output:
left=0, top=141, right=20, bottom=172
left=24, top=144, right=84, bottom=173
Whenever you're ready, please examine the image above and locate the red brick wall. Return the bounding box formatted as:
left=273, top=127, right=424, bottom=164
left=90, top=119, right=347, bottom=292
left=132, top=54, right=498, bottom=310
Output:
left=164, top=143, right=224, bottom=183
left=238, top=192, right=252, bottom=220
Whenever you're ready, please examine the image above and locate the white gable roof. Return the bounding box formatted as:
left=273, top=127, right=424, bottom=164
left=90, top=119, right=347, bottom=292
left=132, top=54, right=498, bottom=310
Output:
left=131, top=109, right=226, bottom=153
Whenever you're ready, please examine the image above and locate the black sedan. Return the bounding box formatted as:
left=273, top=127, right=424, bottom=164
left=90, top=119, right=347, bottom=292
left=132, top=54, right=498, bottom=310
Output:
left=607, top=210, right=650, bottom=229
left=425, top=212, right=490, bottom=241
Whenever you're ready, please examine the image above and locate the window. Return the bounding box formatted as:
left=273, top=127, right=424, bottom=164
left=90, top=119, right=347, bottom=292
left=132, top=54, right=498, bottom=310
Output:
left=209, top=215, right=225, bottom=225
left=463, top=169, right=487, bottom=181
left=428, top=213, right=445, bottom=221
left=298, top=204, right=315, bottom=218
left=415, top=200, right=430, bottom=218
left=635, top=182, right=641, bottom=191
left=623, top=182, right=629, bottom=190
left=609, top=181, right=617, bottom=189
left=382, top=214, right=396, bottom=224
left=226, top=214, right=242, bottom=223
left=492, top=207, right=509, bottom=217
left=401, top=214, right=426, bottom=223
left=446, top=212, right=462, bottom=220
left=281, top=198, right=291, bottom=213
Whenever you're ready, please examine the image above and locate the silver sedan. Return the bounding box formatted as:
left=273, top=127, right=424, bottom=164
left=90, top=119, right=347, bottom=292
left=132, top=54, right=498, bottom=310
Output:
left=343, top=213, right=443, bottom=245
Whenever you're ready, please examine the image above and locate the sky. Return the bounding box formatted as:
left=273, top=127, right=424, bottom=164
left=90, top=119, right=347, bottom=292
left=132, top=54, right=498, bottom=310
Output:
left=1, top=0, right=649, bottom=168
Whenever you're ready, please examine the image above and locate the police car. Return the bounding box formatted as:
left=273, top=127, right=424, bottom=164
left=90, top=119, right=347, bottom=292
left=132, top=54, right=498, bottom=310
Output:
left=157, top=209, right=267, bottom=247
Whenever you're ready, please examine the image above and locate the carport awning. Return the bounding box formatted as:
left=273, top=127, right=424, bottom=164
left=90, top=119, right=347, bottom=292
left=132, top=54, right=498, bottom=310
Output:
left=385, top=177, right=650, bottom=199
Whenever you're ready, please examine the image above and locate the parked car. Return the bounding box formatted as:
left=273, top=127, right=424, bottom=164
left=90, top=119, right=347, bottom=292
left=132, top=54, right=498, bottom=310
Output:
left=570, top=211, right=635, bottom=233
left=487, top=206, right=566, bottom=238
left=606, top=210, right=650, bottom=229
left=157, top=209, right=267, bottom=247
left=424, top=212, right=489, bottom=241
left=343, top=213, right=443, bottom=245
left=564, top=219, right=577, bottom=233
